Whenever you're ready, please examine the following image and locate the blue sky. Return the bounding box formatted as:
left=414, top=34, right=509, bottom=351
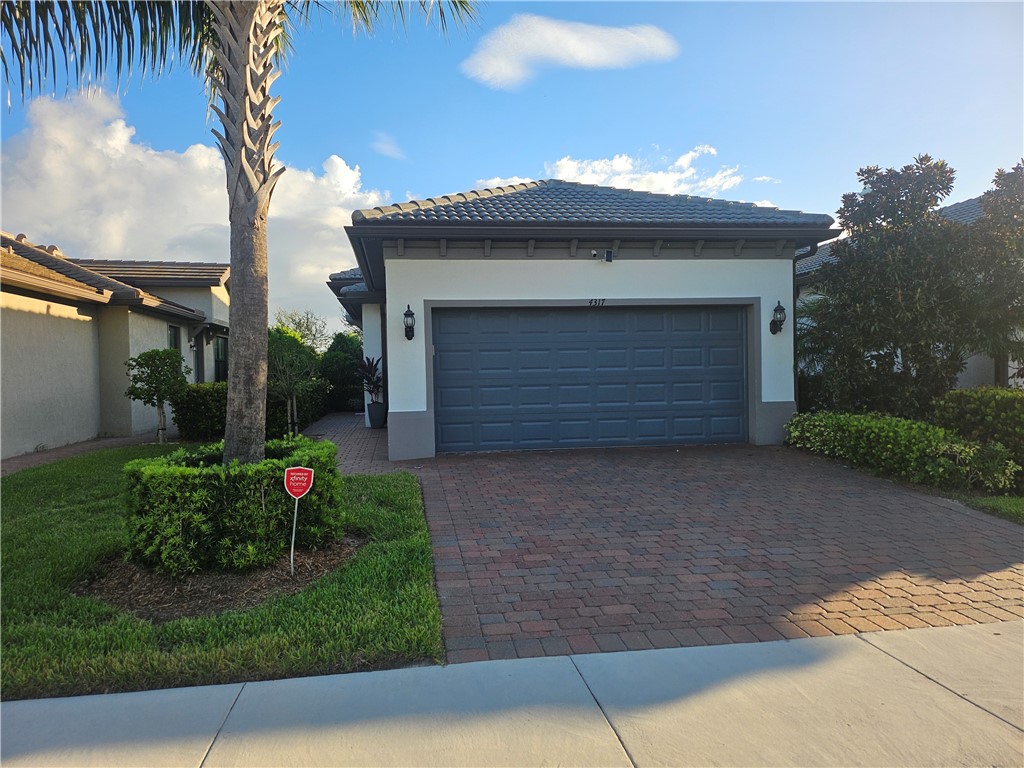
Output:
left=2, top=1, right=1021, bottom=328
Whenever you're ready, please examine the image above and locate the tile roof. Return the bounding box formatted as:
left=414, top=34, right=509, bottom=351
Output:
left=352, top=179, right=835, bottom=228
left=328, top=267, right=363, bottom=282
left=69, top=259, right=229, bottom=287
left=1, top=249, right=98, bottom=292
left=0, top=232, right=205, bottom=321
left=794, top=195, right=987, bottom=277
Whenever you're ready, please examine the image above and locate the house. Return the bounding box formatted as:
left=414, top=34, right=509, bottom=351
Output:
left=330, top=180, right=838, bottom=460
left=795, top=195, right=1020, bottom=387
left=1, top=232, right=230, bottom=459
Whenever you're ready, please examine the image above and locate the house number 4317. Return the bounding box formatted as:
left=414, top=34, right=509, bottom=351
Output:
left=588, top=299, right=606, bottom=307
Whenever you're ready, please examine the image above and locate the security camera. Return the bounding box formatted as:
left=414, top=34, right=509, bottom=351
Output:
left=591, top=249, right=598, bottom=258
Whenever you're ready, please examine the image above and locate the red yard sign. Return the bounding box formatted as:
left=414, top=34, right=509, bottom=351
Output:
left=284, top=467, right=314, bottom=499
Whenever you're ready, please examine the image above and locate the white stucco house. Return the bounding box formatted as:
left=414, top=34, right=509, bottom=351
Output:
left=0, top=232, right=230, bottom=459
left=795, top=196, right=1022, bottom=388
left=329, top=180, right=838, bottom=460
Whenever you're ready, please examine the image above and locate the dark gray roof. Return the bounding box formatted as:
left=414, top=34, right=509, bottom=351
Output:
left=353, top=180, right=835, bottom=228
left=939, top=197, right=985, bottom=225
left=794, top=195, right=986, bottom=278
left=1, top=232, right=205, bottom=321
left=339, top=281, right=368, bottom=295
left=329, top=267, right=363, bottom=282
left=69, top=259, right=229, bottom=287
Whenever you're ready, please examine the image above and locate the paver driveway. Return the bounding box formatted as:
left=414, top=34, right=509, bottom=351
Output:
left=312, top=413, right=1024, bottom=663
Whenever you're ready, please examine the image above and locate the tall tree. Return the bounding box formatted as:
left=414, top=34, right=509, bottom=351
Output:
left=1, top=0, right=475, bottom=463
left=273, top=308, right=331, bottom=352
left=799, top=156, right=1024, bottom=417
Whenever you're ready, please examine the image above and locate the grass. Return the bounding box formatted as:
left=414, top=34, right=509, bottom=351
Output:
left=954, top=493, right=1024, bottom=525
left=1, top=445, right=442, bottom=701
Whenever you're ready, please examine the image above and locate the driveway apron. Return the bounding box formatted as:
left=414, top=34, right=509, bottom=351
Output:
left=311, top=413, right=1024, bottom=663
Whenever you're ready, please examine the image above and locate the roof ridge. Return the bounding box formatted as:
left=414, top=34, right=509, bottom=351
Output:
left=352, top=180, right=546, bottom=222
left=69, top=258, right=229, bottom=268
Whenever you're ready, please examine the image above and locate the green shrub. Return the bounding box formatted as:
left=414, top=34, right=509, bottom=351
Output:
left=172, top=379, right=331, bottom=442
left=320, top=332, right=363, bottom=411
left=786, top=411, right=1019, bottom=492
left=931, top=387, right=1024, bottom=469
left=171, top=382, right=228, bottom=441
left=124, top=437, right=342, bottom=577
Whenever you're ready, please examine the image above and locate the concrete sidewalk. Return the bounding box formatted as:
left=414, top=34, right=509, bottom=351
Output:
left=3, top=622, right=1022, bottom=767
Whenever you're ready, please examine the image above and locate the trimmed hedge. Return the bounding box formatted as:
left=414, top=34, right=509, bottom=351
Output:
left=124, top=437, right=342, bottom=577
left=786, top=412, right=1019, bottom=492
left=931, top=387, right=1024, bottom=468
left=171, top=379, right=331, bottom=441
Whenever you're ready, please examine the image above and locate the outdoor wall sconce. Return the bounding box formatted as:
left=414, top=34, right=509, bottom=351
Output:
left=403, top=304, right=416, bottom=340
left=769, top=301, right=787, bottom=335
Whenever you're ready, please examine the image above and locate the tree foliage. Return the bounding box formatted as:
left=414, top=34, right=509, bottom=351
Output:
left=799, top=156, right=1024, bottom=418
left=320, top=330, right=363, bottom=410
left=273, top=308, right=332, bottom=352
left=267, top=325, right=319, bottom=436
left=125, top=348, right=191, bottom=443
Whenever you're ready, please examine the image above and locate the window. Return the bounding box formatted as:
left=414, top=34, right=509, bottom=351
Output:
left=168, top=325, right=181, bottom=351
left=214, top=336, right=228, bottom=382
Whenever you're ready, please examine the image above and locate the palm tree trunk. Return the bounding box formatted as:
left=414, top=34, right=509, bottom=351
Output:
left=207, top=0, right=286, bottom=464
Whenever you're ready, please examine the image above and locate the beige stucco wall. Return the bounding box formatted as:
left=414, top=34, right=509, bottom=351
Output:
left=155, top=285, right=230, bottom=327
left=1, top=292, right=102, bottom=458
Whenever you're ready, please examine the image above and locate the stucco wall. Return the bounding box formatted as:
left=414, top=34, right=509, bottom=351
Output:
left=385, top=256, right=795, bottom=412
left=361, top=304, right=383, bottom=427
left=380, top=244, right=797, bottom=457
left=1, top=292, right=102, bottom=458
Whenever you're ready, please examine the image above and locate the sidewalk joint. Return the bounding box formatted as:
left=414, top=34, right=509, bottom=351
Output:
left=199, top=682, right=246, bottom=767
left=569, top=655, right=638, bottom=768
left=854, top=633, right=1024, bottom=734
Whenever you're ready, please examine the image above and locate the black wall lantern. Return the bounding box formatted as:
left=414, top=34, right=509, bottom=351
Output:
left=769, top=301, right=787, bottom=335
left=403, top=304, right=416, bottom=340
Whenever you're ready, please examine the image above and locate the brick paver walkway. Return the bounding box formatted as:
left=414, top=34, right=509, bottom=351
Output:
left=316, top=412, right=1024, bottom=662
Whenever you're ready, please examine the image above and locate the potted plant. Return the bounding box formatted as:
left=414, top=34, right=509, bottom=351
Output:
left=356, top=355, right=386, bottom=428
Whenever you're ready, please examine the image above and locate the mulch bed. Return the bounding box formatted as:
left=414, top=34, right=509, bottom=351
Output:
left=74, top=535, right=366, bottom=623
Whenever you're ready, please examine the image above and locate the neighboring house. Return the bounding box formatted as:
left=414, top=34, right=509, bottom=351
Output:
left=330, top=180, right=838, bottom=460
left=795, top=196, right=1020, bottom=387
left=0, top=232, right=230, bottom=459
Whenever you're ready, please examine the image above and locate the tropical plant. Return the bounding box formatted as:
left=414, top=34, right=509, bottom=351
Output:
left=1, top=0, right=476, bottom=463
left=124, top=348, right=191, bottom=443
left=356, top=355, right=383, bottom=403
left=267, top=324, right=320, bottom=437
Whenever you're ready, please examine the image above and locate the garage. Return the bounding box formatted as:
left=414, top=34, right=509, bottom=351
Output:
left=432, top=305, right=747, bottom=452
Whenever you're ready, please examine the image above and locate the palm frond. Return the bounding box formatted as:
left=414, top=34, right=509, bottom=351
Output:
left=0, top=1, right=215, bottom=102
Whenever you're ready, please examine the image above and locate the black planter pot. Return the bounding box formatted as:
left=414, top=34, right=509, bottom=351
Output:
left=367, top=401, right=387, bottom=429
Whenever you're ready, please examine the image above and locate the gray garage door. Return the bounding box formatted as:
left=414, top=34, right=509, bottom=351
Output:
left=433, top=306, right=747, bottom=452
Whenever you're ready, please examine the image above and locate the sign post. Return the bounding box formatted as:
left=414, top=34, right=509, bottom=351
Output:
left=284, top=467, right=314, bottom=576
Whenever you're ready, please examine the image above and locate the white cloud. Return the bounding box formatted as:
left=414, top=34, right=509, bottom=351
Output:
left=751, top=200, right=777, bottom=208
left=371, top=131, right=405, bottom=160
left=541, top=145, right=747, bottom=198
left=461, top=14, right=678, bottom=89
left=753, top=175, right=781, bottom=184
left=475, top=175, right=536, bottom=188
left=0, top=91, right=385, bottom=333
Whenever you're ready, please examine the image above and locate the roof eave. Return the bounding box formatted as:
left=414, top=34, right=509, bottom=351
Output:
left=0, top=270, right=113, bottom=303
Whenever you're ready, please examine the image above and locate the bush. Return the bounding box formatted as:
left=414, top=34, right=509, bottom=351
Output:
left=171, top=379, right=331, bottom=441
left=171, top=382, right=228, bottom=441
left=125, top=437, right=342, bottom=577
left=320, top=332, right=363, bottom=411
left=931, top=387, right=1024, bottom=468
left=786, top=411, right=1019, bottom=492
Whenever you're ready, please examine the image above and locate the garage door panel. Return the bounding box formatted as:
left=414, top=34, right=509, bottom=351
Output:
left=433, top=307, right=746, bottom=451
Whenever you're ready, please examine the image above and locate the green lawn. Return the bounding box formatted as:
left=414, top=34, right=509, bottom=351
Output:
left=1, top=445, right=442, bottom=701
left=957, top=494, right=1024, bottom=524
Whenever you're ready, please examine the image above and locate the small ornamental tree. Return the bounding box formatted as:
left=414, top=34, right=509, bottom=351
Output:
left=125, top=349, right=191, bottom=443
left=267, top=325, right=319, bottom=437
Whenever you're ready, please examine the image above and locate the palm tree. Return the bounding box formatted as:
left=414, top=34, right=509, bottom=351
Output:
left=1, top=0, right=475, bottom=463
